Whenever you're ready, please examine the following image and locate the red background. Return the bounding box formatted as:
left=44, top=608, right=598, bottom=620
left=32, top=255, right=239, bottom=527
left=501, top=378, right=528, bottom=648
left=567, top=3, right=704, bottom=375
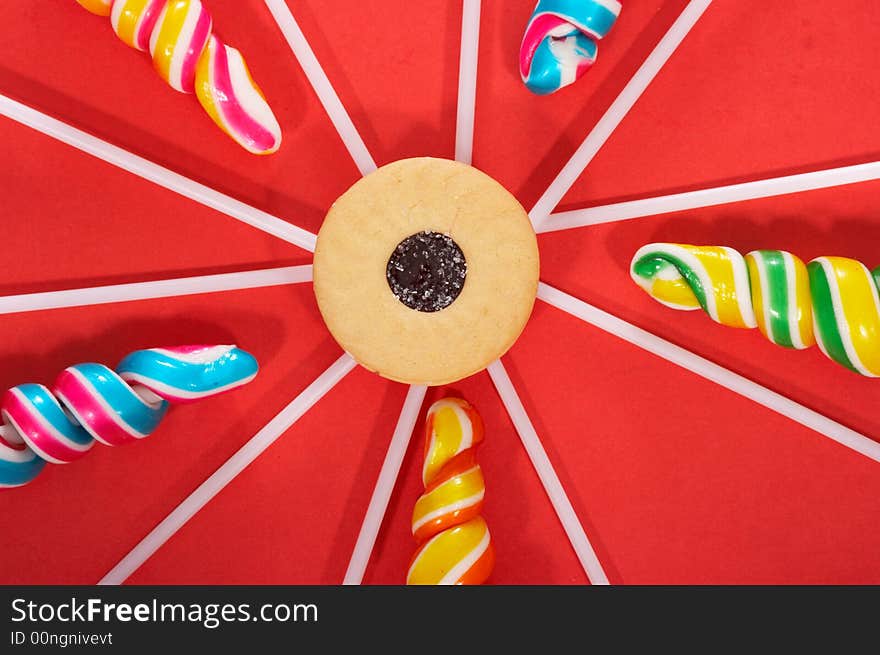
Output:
left=1, top=0, right=879, bottom=584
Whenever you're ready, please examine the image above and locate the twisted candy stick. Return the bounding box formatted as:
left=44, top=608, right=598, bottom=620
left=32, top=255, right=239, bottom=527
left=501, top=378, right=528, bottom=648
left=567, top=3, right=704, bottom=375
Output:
left=519, top=0, right=622, bottom=95
left=195, top=35, right=284, bottom=156
left=145, top=0, right=213, bottom=93
left=631, top=244, right=880, bottom=377
left=0, top=345, right=258, bottom=488
left=79, top=0, right=282, bottom=154
left=407, top=398, right=495, bottom=585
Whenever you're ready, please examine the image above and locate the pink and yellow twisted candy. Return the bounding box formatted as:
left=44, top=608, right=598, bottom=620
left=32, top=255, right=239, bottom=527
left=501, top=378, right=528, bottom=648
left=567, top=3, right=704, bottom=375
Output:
left=407, top=397, right=495, bottom=585
left=77, top=0, right=282, bottom=154
left=631, top=243, right=880, bottom=377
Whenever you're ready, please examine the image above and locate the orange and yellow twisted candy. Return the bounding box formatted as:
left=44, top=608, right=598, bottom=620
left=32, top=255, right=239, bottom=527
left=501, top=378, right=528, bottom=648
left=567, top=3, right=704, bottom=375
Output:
left=75, top=0, right=282, bottom=155
left=77, top=0, right=114, bottom=15
left=631, top=243, right=880, bottom=377
left=407, top=398, right=495, bottom=585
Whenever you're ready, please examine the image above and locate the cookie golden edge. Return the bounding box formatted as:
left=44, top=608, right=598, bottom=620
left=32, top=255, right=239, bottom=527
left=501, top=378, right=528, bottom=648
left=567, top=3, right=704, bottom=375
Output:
left=314, top=157, right=540, bottom=386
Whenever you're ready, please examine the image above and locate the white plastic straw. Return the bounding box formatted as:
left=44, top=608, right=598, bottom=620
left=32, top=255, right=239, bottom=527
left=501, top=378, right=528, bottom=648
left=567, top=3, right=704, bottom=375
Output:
left=264, top=0, right=377, bottom=176
left=0, top=265, right=312, bottom=315
left=537, top=282, right=880, bottom=463
left=528, top=0, right=712, bottom=226
left=99, top=353, right=358, bottom=585
left=0, top=94, right=317, bottom=252
left=536, top=161, right=880, bottom=232
left=343, top=384, right=428, bottom=585
left=487, top=359, right=611, bottom=585
left=455, top=0, right=481, bottom=165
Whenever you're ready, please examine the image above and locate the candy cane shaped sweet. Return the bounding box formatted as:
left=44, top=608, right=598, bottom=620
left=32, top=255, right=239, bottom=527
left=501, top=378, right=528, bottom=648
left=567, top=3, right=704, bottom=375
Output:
left=80, top=0, right=282, bottom=154
left=407, top=397, right=495, bottom=585
left=0, top=345, right=258, bottom=488
left=631, top=244, right=880, bottom=377
left=519, top=0, right=622, bottom=95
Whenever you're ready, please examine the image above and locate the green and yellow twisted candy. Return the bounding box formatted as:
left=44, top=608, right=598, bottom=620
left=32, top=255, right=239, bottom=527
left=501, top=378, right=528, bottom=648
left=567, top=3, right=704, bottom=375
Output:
left=630, top=244, right=880, bottom=377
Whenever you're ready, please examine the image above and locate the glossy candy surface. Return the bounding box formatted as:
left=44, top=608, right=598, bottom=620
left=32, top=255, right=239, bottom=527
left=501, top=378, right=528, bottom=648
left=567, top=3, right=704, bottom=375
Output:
left=0, top=427, right=47, bottom=489
left=0, top=345, right=258, bottom=488
left=149, top=0, right=213, bottom=93
left=77, top=0, right=281, bottom=154
left=632, top=244, right=880, bottom=377
left=76, top=0, right=114, bottom=16
left=519, top=0, right=622, bottom=95
left=407, top=397, right=495, bottom=585
left=195, top=35, right=282, bottom=155
left=111, top=0, right=167, bottom=51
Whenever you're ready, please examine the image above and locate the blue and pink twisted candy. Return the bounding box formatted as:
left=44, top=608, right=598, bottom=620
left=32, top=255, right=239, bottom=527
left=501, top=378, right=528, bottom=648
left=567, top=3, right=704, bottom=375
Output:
left=0, top=345, right=258, bottom=488
left=520, top=0, right=622, bottom=95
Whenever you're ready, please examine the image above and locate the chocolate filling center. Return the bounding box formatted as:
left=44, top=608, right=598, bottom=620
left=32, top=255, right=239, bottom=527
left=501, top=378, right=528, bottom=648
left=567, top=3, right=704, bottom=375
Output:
left=386, top=231, right=467, bottom=312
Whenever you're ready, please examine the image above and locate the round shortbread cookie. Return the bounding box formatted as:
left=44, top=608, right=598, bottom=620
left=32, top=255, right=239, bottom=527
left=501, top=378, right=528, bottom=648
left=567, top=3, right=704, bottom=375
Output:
left=313, top=157, right=539, bottom=386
